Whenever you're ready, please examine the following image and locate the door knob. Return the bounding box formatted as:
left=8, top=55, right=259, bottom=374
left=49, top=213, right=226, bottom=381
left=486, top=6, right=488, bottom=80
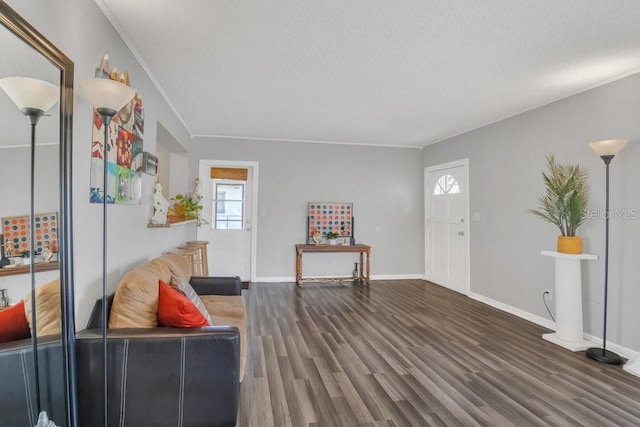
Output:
left=458, top=231, right=465, bottom=236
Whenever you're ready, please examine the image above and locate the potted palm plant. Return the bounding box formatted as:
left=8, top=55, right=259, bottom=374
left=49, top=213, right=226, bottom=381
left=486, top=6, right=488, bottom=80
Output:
left=529, top=154, right=589, bottom=254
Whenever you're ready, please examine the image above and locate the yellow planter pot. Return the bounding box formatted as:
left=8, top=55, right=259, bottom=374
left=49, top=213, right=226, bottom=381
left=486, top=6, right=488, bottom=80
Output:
left=557, top=236, right=582, bottom=254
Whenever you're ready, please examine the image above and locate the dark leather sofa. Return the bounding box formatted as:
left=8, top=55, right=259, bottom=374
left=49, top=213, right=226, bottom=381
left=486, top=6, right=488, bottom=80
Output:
left=0, top=335, right=67, bottom=426
left=76, top=276, right=243, bottom=427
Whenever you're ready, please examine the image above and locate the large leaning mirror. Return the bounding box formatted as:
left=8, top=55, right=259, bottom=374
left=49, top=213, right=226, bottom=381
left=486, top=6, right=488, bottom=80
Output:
left=0, top=2, right=76, bottom=426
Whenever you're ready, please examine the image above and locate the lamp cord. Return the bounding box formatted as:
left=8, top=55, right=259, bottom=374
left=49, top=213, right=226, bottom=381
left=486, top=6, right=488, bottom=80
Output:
left=543, top=292, right=555, bottom=322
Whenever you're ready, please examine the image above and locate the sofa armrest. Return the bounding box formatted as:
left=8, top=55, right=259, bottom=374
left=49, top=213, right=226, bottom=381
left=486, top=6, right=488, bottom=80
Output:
left=190, top=275, right=242, bottom=296
left=76, top=326, right=240, bottom=427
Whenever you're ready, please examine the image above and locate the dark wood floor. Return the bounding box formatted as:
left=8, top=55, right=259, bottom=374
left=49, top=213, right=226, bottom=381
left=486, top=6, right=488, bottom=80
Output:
left=238, top=280, right=640, bottom=426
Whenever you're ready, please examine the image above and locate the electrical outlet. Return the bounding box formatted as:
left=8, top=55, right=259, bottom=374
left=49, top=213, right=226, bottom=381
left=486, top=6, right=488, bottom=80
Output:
left=543, top=289, right=552, bottom=300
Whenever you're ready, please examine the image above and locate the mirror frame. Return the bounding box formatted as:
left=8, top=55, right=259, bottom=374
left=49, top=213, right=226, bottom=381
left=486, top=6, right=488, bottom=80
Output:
left=0, top=1, right=77, bottom=424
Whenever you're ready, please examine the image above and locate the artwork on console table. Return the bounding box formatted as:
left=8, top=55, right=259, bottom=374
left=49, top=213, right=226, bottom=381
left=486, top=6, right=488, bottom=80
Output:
left=89, top=54, right=144, bottom=205
left=307, top=202, right=354, bottom=244
left=1, top=212, right=58, bottom=254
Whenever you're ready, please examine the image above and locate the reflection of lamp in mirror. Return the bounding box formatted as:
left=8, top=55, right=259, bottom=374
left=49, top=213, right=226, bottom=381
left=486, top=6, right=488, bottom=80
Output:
left=0, top=76, right=59, bottom=424
left=79, top=77, right=134, bottom=425
left=586, top=139, right=628, bottom=365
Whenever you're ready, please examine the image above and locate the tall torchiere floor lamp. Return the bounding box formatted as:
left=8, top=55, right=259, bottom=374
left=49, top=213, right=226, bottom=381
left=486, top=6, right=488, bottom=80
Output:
left=587, top=138, right=628, bottom=365
left=79, top=77, right=134, bottom=425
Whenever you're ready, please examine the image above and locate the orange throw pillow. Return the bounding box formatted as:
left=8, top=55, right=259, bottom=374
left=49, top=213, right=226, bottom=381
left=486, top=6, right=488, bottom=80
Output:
left=0, top=300, right=31, bottom=343
left=157, top=280, right=208, bottom=327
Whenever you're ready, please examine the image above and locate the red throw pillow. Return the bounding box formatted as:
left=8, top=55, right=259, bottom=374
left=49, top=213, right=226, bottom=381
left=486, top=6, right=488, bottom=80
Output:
left=157, top=279, right=208, bottom=327
left=0, top=300, right=31, bottom=343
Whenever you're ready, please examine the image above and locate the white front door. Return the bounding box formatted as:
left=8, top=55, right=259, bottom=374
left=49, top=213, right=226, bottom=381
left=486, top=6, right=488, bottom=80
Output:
left=198, top=161, right=258, bottom=282
left=425, top=160, right=469, bottom=294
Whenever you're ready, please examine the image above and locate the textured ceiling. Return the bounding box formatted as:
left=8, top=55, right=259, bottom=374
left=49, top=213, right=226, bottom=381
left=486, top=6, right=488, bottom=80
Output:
left=97, top=0, right=640, bottom=148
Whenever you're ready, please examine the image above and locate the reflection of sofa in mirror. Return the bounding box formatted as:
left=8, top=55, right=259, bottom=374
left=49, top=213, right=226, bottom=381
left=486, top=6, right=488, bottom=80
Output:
left=0, top=336, right=65, bottom=426
left=0, top=279, right=65, bottom=426
left=76, top=253, right=246, bottom=427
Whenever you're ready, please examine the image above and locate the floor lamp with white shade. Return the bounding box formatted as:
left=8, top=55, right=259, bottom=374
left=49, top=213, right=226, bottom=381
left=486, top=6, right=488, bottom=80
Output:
left=79, top=77, right=135, bottom=425
left=586, top=138, right=628, bottom=365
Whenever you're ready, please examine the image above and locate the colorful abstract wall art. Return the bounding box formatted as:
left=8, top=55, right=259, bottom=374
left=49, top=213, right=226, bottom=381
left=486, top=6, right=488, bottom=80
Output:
left=89, top=55, right=144, bottom=205
left=308, top=202, right=353, bottom=239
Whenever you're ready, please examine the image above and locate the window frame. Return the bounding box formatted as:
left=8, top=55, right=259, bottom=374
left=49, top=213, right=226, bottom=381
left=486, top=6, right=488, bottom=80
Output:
left=212, top=180, right=245, bottom=229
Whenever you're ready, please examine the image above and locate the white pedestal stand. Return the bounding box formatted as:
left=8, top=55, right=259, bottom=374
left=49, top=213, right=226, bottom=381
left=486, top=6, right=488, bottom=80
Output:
left=541, top=250, right=597, bottom=351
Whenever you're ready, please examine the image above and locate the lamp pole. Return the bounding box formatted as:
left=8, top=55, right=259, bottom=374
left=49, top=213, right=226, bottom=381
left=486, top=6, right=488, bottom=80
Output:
left=27, top=108, right=45, bottom=416
left=97, top=107, right=117, bottom=427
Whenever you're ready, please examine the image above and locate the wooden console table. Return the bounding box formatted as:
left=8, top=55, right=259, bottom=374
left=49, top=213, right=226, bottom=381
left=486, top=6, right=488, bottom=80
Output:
left=295, top=244, right=371, bottom=287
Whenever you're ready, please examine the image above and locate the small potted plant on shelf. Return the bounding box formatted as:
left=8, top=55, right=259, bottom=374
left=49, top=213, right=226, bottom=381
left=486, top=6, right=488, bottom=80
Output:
left=528, top=154, right=589, bottom=254
left=326, top=231, right=339, bottom=245
left=169, top=179, right=209, bottom=227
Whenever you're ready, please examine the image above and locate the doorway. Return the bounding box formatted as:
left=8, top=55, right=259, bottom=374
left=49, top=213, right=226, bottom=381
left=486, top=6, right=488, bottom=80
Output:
left=198, top=160, right=259, bottom=282
left=424, top=159, right=470, bottom=294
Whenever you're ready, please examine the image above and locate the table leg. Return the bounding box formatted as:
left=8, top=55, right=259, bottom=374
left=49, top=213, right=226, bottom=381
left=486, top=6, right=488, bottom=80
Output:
left=365, top=249, right=370, bottom=285
left=296, top=248, right=302, bottom=287
left=359, top=252, right=364, bottom=283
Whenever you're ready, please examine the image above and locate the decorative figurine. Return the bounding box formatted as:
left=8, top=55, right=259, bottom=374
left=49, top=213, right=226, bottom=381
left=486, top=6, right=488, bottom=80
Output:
left=3, top=238, right=15, bottom=257
left=41, top=242, right=54, bottom=263
left=151, top=182, right=171, bottom=224
left=312, top=229, right=322, bottom=246
left=35, top=411, right=58, bottom=427
left=193, top=178, right=201, bottom=196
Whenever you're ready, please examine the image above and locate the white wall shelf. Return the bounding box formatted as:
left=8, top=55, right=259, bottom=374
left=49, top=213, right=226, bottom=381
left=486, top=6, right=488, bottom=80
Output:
left=147, top=219, right=196, bottom=228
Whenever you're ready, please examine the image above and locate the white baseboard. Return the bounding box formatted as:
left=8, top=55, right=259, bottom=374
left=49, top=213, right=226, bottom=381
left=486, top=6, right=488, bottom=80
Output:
left=468, top=291, right=639, bottom=361
left=582, top=332, right=638, bottom=360
left=624, top=355, right=640, bottom=378
left=468, top=291, right=557, bottom=331
left=369, top=274, right=424, bottom=280
left=252, top=276, right=294, bottom=283
left=252, top=274, right=424, bottom=283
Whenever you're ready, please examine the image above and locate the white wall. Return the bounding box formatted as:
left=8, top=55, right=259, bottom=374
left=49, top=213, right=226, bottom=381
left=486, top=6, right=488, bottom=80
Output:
left=0, top=145, right=59, bottom=217
left=155, top=143, right=170, bottom=190
left=422, top=71, right=640, bottom=353
left=9, top=0, right=195, bottom=326
left=189, top=138, right=425, bottom=280
left=169, top=153, right=189, bottom=197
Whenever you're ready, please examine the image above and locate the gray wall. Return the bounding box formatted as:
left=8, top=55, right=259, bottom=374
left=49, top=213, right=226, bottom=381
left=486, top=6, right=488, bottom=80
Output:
left=422, top=72, right=640, bottom=352
left=190, top=138, right=425, bottom=279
